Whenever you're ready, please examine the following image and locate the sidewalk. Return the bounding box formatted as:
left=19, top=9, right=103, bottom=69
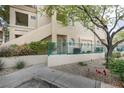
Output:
left=0, top=64, right=114, bottom=88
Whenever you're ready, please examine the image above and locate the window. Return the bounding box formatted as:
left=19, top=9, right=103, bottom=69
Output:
left=31, top=16, right=36, bottom=20
left=16, top=12, right=28, bottom=26
left=15, top=34, right=22, bottom=38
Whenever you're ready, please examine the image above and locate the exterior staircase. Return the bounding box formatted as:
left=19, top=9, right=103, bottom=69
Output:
left=1, top=23, right=52, bottom=47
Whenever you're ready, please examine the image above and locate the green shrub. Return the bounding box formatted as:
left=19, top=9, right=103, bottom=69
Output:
left=0, top=40, right=50, bottom=57
left=0, top=60, right=4, bottom=71
left=81, top=51, right=85, bottom=54
left=28, top=41, right=48, bottom=55
left=78, top=62, right=87, bottom=66
left=10, top=44, right=18, bottom=48
left=112, top=52, right=121, bottom=58
left=86, top=51, right=92, bottom=53
left=109, top=59, right=124, bottom=81
left=15, top=61, right=25, bottom=69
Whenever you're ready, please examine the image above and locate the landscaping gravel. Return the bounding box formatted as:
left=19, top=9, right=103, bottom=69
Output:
left=0, top=68, right=18, bottom=76
left=52, top=59, right=122, bottom=87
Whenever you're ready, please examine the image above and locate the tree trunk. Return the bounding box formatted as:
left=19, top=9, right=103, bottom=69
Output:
left=105, top=46, right=113, bottom=68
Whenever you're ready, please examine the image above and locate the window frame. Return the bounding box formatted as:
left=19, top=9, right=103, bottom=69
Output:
left=15, top=12, right=29, bottom=27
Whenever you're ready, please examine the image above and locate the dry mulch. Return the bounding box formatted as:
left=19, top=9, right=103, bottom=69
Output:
left=52, top=59, right=123, bottom=88
left=0, top=68, right=18, bottom=76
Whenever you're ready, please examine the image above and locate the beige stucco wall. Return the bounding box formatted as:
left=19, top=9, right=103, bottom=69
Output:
left=51, top=20, right=104, bottom=52
left=37, top=6, right=51, bottom=27
left=10, top=6, right=37, bottom=28
left=2, top=23, right=52, bottom=46
left=48, top=53, right=105, bottom=67
left=0, top=55, right=48, bottom=68
left=9, top=6, right=52, bottom=40
left=50, top=12, right=106, bottom=45
left=0, top=27, right=2, bottom=31
left=1, top=6, right=106, bottom=48
left=9, top=6, right=37, bottom=40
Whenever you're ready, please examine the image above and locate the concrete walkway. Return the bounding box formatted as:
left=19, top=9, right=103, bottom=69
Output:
left=0, top=64, right=114, bottom=88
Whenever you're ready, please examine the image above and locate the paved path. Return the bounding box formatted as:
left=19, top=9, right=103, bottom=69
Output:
left=0, top=64, right=114, bottom=88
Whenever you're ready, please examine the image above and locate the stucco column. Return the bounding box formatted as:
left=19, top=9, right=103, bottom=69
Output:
left=51, top=11, right=57, bottom=42
left=9, top=27, right=15, bottom=40
left=2, top=31, right=5, bottom=44
left=93, top=30, right=97, bottom=52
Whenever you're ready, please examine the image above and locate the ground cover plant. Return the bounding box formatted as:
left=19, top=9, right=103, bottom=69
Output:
left=15, top=61, right=25, bottom=69
left=0, top=40, right=53, bottom=57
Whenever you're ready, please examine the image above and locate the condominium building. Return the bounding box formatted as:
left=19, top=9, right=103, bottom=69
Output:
left=0, top=5, right=106, bottom=53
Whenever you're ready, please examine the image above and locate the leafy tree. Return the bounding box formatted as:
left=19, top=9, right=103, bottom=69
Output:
left=42, top=5, right=124, bottom=68
left=0, top=5, right=9, bottom=23
left=0, top=5, right=9, bottom=42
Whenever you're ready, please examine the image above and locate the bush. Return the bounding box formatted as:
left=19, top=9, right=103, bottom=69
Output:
left=15, top=61, right=25, bottom=69
left=28, top=41, right=48, bottom=55
left=0, top=47, right=14, bottom=57
left=10, top=44, right=18, bottom=48
left=78, top=62, right=87, bottom=66
left=0, top=40, right=50, bottom=57
left=0, top=60, right=4, bottom=71
left=86, top=51, right=92, bottom=53
left=109, top=59, right=124, bottom=81
left=112, top=52, right=121, bottom=58
left=14, top=44, right=35, bottom=56
left=81, top=51, right=85, bottom=54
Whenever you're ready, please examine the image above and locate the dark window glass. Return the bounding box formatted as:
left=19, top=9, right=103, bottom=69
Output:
left=15, top=34, right=22, bottom=38
left=16, top=12, right=28, bottom=26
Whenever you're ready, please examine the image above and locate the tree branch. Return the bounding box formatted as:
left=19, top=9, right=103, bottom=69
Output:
left=87, top=27, right=108, bottom=47
left=79, top=6, right=110, bottom=37
left=112, top=38, right=124, bottom=49
left=77, top=6, right=105, bottom=30
left=94, top=16, right=108, bottom=30
left=111, top=25, right=124, bottom=38
left=101, top=6, right=106, bottom=19
left=89, top=6, right=108, bottom=30
left=109, top=6, right=118, bottom=33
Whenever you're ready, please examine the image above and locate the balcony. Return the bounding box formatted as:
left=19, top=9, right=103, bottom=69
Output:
left=25, top=5, right=37, bottom=9
left=10, top=5, right=37, bottom=13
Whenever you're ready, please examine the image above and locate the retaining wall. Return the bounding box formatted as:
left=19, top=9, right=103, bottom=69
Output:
left=0, top=55, right=48, bottom=68
left=48, top=53, right=105, bottom=67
